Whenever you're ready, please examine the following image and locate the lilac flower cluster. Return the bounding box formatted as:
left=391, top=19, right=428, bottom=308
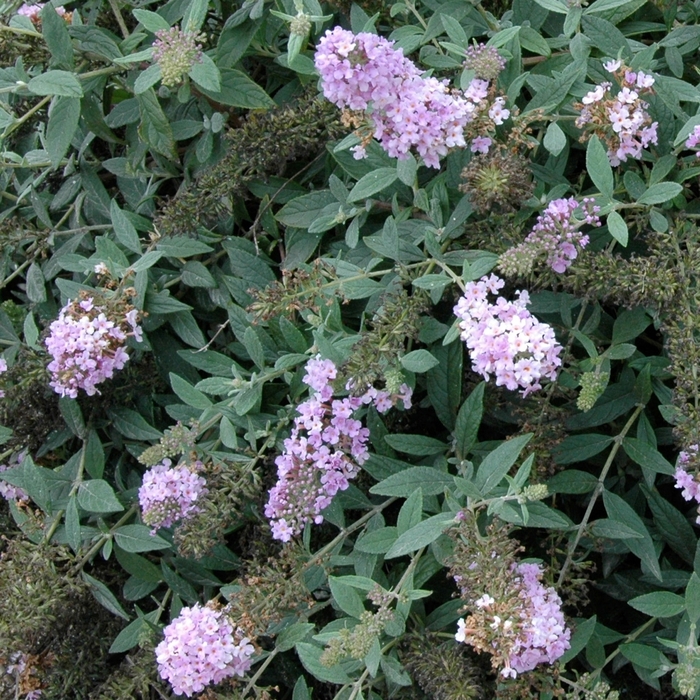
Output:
left=266, top=356, right=412, bottom=541
left=138, top=458, right=208, bottom=533
left=155, top=603, right=254, bottom=697
left=314, top=28, right=507, bottom=168
left=0, top=463, right=28, bottom=502
left=0, top=356, right=7, bottom=398
left=152, top=27, right=204, bottom=87
left=17, top=2, right=66, bottom=22
left=500, top=197, right=601, bottom=276
left=507, top=563, right=571, bottom=675
left=575, top=59, right=658, bottom=165
left=453, top=275, right=563, bottom=395
left=675, top=445, right=700, bottom=523
left=685, top=125, right=700, bottom=155
left=45, top=295, right=142, bottom=398
left=455, top=563, right=570, bottom=678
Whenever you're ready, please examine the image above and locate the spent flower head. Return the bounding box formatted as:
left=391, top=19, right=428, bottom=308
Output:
left=464, top=43, right=506, bottom=81
left=152, top=26, right=204, bottom=87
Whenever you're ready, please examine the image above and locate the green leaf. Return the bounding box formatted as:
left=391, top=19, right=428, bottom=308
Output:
left=28, top=70, right=83, bottom=97
left=560, top=616, right=597, bottom=663
left=385, top=513, right=455, bottom=558
left=137, top=88, right=176, bottom=159
left=547, top=469, right=598, bottom=494
left=110, top=200, right=141, bottom=254
left=109, top=611, right=159, bottom=653
left=243, top=327, right=266, bottom=370
left=181, top=260, right=216, bottom=288
left=587, top=136, right=614, bottom=199
left=628, top=591, right=685, bottom=617
left=603, top=490, right=661, bottom=581
left=384, top=434, right=447, bottom=456
left=329, top=576, right=366, bottom=619
left=183, top=0, right=208, bottom=32
left=347, top=168, right=399, bottom=202
left=132, top=9, right=170, bottom=31
left=134, top=63, right=162, bottom=94
left=687, top=573, right=700, bottom=624
left=475, top=434, right=532, bottom=495
left=606, top=211, right=628, bottom=247
left=78, top=480, right=124, bottom=513
left=370, top=467, right=454, bottom=497
left=532, top=0, right=569, bottom=12
left=46, top=95, right=80, bottom=168
left=42, top=3, right=73, bottom=68
left=620, top=643, right=671, bottom=670
left=585, top=0, right=643, bottom=13
left=170, top=373, right=213, bottom=409
left=65, top=495, right=81, bottom=552
left=157, top=237, right=213, bottom=257
left=645, top=488, right=696, bottom=565
left=293, top=676, right=311, bottom=700
left=355, top=526, right=398, bottom=554
left=552, top=434, right=613, bottom=464
left=26, top=261, right=46, bottom=303
left=397, top=488, right=423, bottom=534
left=543, top=121, right=567, bottom=156
left=453, top=382, right=484, bottom=460
left=189, top=53, right=221, bottom=92
left=427, top=341, right=462, bottom=430
left=612, top=307, right=651, bottom=343
left=82, top=572, right=130, bottom=620
left=519, top=26, right=551, bottom=56
left=107, top=407, right=162, bottom=441
left=590, top=518, right=644, bottom=539
left=296, top=643, right=352, bottom=684
left=198, top=68, right=275, bottom=109
left=276, top=622, right=315, bottom=652
left=114, top=524, right=171, bottom=552
left=114, top=547, right=163, bottom=582
left=636, top=182, right=683, bottom=205
left=623, top=437, right=674, bottom=475
left=400, top=349, right=439, bottom=373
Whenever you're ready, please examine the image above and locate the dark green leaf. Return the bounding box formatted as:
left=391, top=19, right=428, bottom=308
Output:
left=370, top=467, right=453, bottom=497
left=114, top=524, right=171, bottom=552
left=78, top=480, right=124, bottom=513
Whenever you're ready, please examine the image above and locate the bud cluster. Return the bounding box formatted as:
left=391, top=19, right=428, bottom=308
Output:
left=574, top=59, right=658, bottom=165
left=152, top=27, right=204, bottom=87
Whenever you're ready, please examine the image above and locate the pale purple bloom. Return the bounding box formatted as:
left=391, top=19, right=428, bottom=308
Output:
left=45, top=296, right=143, bottom=398
left=453, top=275, right=563, bottom=396
left=139, top=459, right=207, bottom=532
left=471, top=136, right=492, bottom=154
left=17, top=2, right=65, bottom=21
left=675, top=445, right=700, bottom=522
left=266, top=356, right=412, bottom=540
left=155, top=603, right=254, bottom=697
left=686, top=125, right=700, bottom=156
left=0, top=462, right=28, bottom=502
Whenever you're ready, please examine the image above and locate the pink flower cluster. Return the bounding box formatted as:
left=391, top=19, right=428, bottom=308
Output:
left=314, top=28, right=506, bottom=168
left=17, top=2, right=66, bottom=22
left=453, top=275, right=563, bottom=396
left=139, top=459, right=208, bottom=533
left=685, top=125, right=700, bottom=155
left=507, top=563, right=571, bottom=675
left=0, top=356, right=6, bottom=398
left=575, top=59, right=658, bottom=165
left=45, top=296, right=143, bottom=398
left=500, top=197, right=601, bottom=275
left=0, top=459, right=28, bottom=502
left=266, top=356, right=412, bottom=541
left=675, top=445, right=700, bottom=523
left=155, top=603, right=254, bottom=697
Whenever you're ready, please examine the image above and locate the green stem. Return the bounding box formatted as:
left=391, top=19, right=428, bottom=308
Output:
left=557, top=403, right=644, bottom=586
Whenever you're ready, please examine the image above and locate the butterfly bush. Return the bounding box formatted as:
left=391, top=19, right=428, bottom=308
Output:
left=500, top=197, right=601, bottom=275
left=675, top=445, right=700, bottom=522
left=575, top=59, right=658, bottom=165
left=314, top=28, right=507, bottom=168
left=139, top=458, right=208, bottom=533
left=455, top=562, right=570, bottom=677
left=155, top=603, right=255, bottom=697
left=16, top=2, right=66, bottom=22
left=266, top=356, right=412, bottom=541
left=453, top=275, right=563, bottom=395
left=685, top=125, right=700, bottom=155
left=45, top=292, right=143, bottom=398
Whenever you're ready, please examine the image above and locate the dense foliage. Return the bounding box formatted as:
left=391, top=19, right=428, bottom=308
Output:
left=4, top=0, right=700, bottom=697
